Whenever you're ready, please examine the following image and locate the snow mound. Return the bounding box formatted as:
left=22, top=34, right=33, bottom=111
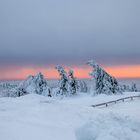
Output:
left=75, top=112, right=140, bottom=140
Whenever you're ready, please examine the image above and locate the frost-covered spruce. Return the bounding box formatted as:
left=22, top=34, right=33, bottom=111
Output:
left=68, top=70, right=77, bottom=95
left=55, top=66, right=69, bottom=95
left=131, top=83, right=137, bottom=92
left=16, top=72, right=51, bottom=96
left=16, top=87, right=27, bottom=97
left=77, top=80, right=88, bottom=93
left=120, top=84, right=131, bottom=92
left=120, top=83, right=138, bottom=92
left=87, top=60, right=121, bottom=94
left=33, top=72, right=47, bottom=94
left=0, top=82, right=17, bottom=90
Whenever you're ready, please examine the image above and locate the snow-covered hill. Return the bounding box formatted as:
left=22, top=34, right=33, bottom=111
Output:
left=0, top=92, right=140, bottom=140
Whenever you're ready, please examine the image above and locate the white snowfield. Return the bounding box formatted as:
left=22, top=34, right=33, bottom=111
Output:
left=0, top=92, right=140, bottom=140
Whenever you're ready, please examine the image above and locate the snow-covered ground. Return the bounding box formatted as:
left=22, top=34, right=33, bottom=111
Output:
left=0, top=92, right=140, bottom=140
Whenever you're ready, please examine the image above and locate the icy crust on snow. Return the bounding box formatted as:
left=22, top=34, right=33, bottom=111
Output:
left=76, top=112, right=140, bottom=140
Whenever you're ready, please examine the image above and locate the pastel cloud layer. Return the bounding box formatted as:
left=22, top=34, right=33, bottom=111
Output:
left=0, top=65, right=140, bottom=80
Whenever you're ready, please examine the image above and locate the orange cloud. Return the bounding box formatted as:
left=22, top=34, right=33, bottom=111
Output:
left=0, top=65, right=140, bottom=80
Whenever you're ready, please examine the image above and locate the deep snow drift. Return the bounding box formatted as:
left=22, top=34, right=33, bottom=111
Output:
left=0, top=92, right=140, bottom=140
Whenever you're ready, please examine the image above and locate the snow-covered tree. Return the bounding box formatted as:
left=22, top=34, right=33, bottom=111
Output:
left=120, top=84, right=128, bottom=92
left=33, top=72, right=47, bottom=94
left=87, top=60, right=121, bottom=94
left=119, top=83, right=138, bottom=92
left=68, top=70, right=77, bottom=95
left=120, top=84, right=131, bottom=92
left=16, top=72, right=51, bottom=96
left=77, top=80, right=88, bottom=93
left=55, top=66, right=69, bottom=95
left=16, top=87, right=27, bottom=97
left=131, top=83, right=137, bottom=92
